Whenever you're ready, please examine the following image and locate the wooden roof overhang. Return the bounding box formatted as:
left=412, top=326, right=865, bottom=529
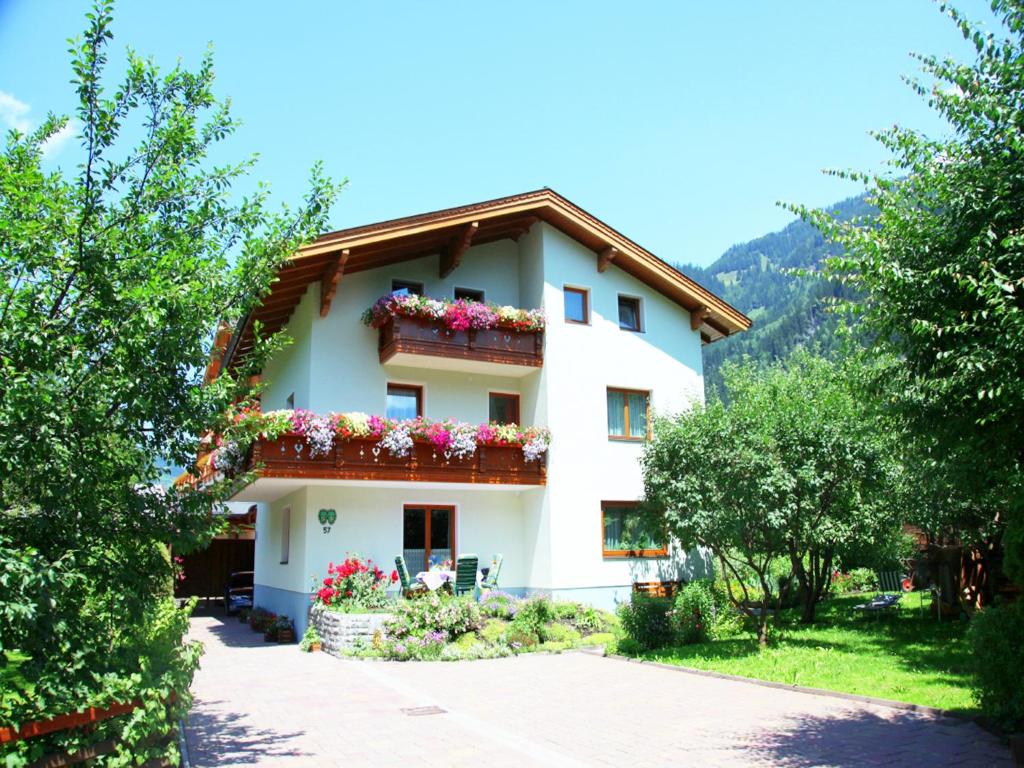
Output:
left=221, top=188, right=750, bottom=370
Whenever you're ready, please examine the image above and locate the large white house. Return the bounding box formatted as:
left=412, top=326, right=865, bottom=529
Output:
left=210, top=189, right=749, bottom=634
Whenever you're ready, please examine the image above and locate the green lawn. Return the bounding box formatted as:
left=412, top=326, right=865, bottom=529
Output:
left=626, top=594, right=977, bottom=714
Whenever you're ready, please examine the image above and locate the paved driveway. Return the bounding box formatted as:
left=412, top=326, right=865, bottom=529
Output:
left=185, top=615, right=1010, bottom=768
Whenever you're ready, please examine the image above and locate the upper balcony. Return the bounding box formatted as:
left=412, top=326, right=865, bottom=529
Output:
left=365, top=294, right=544, bottom=377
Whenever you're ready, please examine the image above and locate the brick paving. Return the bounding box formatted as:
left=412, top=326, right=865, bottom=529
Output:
left=185, top=614, right=1011, bottom=767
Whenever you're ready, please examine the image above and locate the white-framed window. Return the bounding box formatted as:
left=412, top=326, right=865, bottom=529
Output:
left=618, top=294, right=643, bottom=332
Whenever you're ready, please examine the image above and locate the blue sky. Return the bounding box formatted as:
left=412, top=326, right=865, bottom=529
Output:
left=0, top=0, right=994, bottom=266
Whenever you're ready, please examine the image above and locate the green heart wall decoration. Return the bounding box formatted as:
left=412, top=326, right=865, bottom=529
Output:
left=318, top=508, right=337, bottom=533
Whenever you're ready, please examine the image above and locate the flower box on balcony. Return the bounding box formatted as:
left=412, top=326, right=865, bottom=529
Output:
left=249, top=434, right=546, bottom=486
left=377, top=314, right=543, bottom=371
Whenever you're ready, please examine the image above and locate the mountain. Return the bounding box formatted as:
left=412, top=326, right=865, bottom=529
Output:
left=681, top=195, right=873, bottom=395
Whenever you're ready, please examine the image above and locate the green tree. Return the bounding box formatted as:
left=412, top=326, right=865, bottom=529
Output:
left=799, top=1, right=1024, bottom=582
left=642, top=351, right=895, bottom=645
left=0, top=3, right=339, bottom=764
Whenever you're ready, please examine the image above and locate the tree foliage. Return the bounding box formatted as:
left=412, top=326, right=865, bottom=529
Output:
left=0, top=3, right=339, bottom=764
left=642, top=351, right=896, bottom=644
left=798, top=1, right=1024, bottom=578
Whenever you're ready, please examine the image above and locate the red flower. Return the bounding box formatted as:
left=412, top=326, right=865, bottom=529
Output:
left=391, top=570, right=399, bottom=583
left=323, top=577, right=332, bottom=586
left=345, top=590, right=353, bottom=597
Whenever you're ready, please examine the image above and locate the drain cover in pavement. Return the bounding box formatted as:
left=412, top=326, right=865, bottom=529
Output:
left=401, top=705, right=446, bottom=716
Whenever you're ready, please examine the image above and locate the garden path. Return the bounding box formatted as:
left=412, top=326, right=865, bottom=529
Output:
left=185, top=614, right=1011, bottom=767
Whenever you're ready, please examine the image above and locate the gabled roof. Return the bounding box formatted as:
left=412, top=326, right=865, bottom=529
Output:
left=223, top=188, right=750, bottom=368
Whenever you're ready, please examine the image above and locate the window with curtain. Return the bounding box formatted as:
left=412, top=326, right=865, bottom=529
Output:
left=618, top=295, right=641, bottom=331
left=607, top=388, right=649, bottom=440
left=602, top=502, right=666, bottom=557
left=386, top=383, right=422, bottom=420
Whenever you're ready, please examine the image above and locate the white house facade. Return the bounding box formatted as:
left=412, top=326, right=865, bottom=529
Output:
left=208, top=189, right=749, bottom=635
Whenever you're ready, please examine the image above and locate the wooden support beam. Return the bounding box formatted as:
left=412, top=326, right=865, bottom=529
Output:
left=319, top=249, right=349, bottom=318
left=597, top=246, right=618, bottom=273
left=512, top=215, right=539, bottom=241
left=690, top=305, right=709, bottom=332
left=439, top=221, right=478, bottom=278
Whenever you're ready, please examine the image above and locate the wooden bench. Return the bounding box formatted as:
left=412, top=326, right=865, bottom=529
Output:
left=632, top=581, right=681, bottom=599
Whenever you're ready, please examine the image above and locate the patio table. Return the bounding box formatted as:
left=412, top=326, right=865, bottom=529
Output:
left=415, top=569, right=482, bottom=591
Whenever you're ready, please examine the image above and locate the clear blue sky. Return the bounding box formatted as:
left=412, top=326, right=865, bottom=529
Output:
left=0, top=0, right=995, bottom=266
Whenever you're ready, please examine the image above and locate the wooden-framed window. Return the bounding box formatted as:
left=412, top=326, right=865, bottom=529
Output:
left=403, top=505, right=455, bottom=574
left=602, top=501, right=667, bottom=558
left=618, top=295, right=642, bottom=332
left=454, top=287, right=484, bottom=302
left=280, top=507, right=291, bottom=564
left=607, top=388, right=650, bottom=440
left=488, top=392, right=520, bottom=424
left=564, top=286, right=589, bottom=324
left=391, top=279, right=424, bottom=296
left=386, top=383, right=423, bottom=420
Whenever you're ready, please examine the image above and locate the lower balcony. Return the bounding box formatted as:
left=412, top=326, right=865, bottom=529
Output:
left=228, top=434, right=546, bottom=501
left=378, top=315, right=543, bottom=376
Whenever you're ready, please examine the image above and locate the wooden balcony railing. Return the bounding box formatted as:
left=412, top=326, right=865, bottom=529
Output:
left=377, top=315, right=543, bottom=370
left=247, top=435, right=546, bottom=486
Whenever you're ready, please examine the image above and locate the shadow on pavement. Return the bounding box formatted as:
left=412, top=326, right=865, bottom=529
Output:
left=187, top=699, right=311, bottom=766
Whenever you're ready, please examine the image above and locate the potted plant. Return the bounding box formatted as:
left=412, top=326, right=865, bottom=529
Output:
left=275, top=616, right=295, bottom=644
left=299, top=624, right=322, bottom=652
left=237, top=607, right=251, bottom=624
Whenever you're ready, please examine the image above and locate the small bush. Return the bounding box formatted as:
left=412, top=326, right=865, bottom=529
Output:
left=578, top=632, right=615, bottom=647
left=480, top=618, right=508, bottom=645
left=505, top=625, right=539, bottom=650
left=617, top=594, right=674, bottom=650
left=968, top=600, right=1024, bottom=732
left=671, top=580, right=716, bottom=644
left=832, top=567, right=878, bottom=594
left=542, top=622, right=581, bottom=644
left=510, top=596, right=555, bottom=640
left=478, top=590, right=520, bottom=619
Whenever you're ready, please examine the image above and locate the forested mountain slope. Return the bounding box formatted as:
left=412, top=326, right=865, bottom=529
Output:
left=682, top=195, right=873, bottom=395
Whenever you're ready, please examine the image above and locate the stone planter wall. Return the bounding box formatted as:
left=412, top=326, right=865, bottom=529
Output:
left=311, top=607, right=391, bottom=653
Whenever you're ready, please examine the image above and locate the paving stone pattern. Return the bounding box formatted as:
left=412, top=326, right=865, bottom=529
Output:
left=186, top=615, right=1012, bottom=767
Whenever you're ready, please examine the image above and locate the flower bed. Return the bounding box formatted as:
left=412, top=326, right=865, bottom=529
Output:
left=311, top=554, right=396, bottom=611
left=338, top=593, right=618, bottom=662
left=362, top=293, right=545, bottom=333
left=211, top=407, right=550, bottom=474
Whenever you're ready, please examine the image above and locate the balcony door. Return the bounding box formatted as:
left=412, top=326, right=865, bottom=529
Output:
left=403, top=505, right=455, bottom=575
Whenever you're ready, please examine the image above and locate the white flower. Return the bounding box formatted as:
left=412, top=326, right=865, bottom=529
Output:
left=379, top=425, right=414, bottom=458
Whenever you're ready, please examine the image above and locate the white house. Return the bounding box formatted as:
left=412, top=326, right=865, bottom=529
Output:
left=208, top=189, right=749, bottom=634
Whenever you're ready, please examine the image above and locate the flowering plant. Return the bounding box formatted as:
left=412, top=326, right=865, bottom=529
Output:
left=361, top=293, right=545, bottom=333
left=311, top=553, right=397, bottom=611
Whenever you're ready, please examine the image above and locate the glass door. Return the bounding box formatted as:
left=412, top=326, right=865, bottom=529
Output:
left=403, top=505, right=454, bottom=574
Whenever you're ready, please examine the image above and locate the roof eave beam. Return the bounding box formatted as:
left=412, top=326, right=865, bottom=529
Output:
left=690, top=306, right=708, bottom=332
left=597, top=246, right=618, bottom=273
left=319, top=249, right=350, bottom=318
left=439, top=221, right=479, bottom=278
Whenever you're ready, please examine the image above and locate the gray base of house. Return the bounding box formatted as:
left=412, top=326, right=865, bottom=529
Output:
left=254, top=583, right=634, bottom=637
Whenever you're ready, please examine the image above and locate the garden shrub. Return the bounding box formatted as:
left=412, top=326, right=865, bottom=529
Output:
left=831, top=567, right=879, bottom=594
left=968, top=601, right=1024, bottom=732
left=509, top=596, right=555, bottom=640
left=478, top=590, right=520, bottom=619
left=311, top=554, right=396, bottom=612
left=383, top=593, right=482, bottom=641
left=617, top=594, right=674, bottom=650
left=542, top=622, right=581, bottom=644
left=480, top=618, right=509, bottom=645
left=578, top=632, right=616, bottom=647
left=505, top=625, right=540, bottom=650
left=671, top=580, right=716, bottom=644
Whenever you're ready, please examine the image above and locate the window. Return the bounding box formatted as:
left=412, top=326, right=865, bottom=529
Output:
left=403, top=505, right=454, bottom=574
left=607, top=388, right=649, bottom=440
left=602, top=502, right=667, bottom=558
left=564, top=286, right=589, bottom=324
left=618, top=295, right=642, bottom=331
left=454, top=287, right=484, bottom=302
left=280, top=507, right=291, bottom=564
left=391, top=279, right=424, bottom=296
left=386, top=383, right=423, bottom=420
left=488, top=392, right=520, bottom=424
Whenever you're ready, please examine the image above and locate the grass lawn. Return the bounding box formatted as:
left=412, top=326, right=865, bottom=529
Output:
left=627, top=594, right=977, bottom=714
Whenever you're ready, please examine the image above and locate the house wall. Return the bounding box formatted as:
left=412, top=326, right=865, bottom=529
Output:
left=536, top=223, right=709, bottom=603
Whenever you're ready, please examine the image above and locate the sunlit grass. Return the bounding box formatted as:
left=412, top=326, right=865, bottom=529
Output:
left=629, top=594, right=976, bottom=713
